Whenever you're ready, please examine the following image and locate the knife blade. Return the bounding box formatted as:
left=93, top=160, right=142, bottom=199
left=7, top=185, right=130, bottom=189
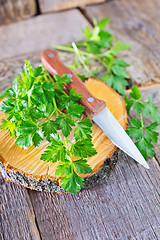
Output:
left=41, top=49, right=149, bottom=169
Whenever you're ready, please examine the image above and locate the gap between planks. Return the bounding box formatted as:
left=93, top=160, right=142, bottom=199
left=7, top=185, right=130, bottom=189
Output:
left=25, top=189, right=42, bottom=240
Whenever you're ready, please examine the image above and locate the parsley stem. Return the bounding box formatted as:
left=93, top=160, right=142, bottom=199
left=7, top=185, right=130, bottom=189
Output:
left=72, top=42, right=92, bottom=75
left=53, top=44, right=109, bottom=71
left=140, top=113, right=144, bottom=128
left=54, top=44, right=99, bottom=59
left=52, top=98, right=59, bottom=117
left=57, top=108, right=66, bottom=117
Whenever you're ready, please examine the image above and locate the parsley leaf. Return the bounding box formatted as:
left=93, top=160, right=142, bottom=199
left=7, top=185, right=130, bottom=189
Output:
left=71, top=139, right=97, bottom=158
left=143, top=95, right=160, bottom=122
left=73, top=159, right=92, bottom=174
left=66, top=101, right=84, bottom=120
left=74, top=118, right=92, bottom=141
left=126, top=85, right=159, bottom=160
left=60, top=169, right=84, bottom=195
left=41, top=135, right=67, bottom=163
left=42, top=120, right=58, bottom=141
left=55, top=115, right=75, bottom=137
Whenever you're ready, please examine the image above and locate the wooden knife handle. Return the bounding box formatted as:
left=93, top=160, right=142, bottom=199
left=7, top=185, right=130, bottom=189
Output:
left=41, top=49, right=106, bottom=118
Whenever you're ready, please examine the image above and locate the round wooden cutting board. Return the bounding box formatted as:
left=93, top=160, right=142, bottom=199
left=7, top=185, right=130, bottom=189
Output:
left=0, top=78, right=127, bottom=192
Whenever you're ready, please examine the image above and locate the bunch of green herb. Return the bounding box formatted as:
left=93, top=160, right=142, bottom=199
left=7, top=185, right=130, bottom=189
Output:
left=54, top=18, right=159, bottom=161
left=54, top=18, right=130, bottom=95
left=125, top=86, right=160, bottom=160
left=0, top=61, right=97, bottom=194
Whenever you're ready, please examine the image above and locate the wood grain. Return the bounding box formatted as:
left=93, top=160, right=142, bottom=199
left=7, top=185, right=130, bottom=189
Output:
left=0, top=9, right=89, bottom=60
left=0, top=0, right=37, bottom=25
left=38, top=0, right=105, bottom=13
left=86, top=0, right=160, bottom=86
left=0, top=174, right=41, bottom=240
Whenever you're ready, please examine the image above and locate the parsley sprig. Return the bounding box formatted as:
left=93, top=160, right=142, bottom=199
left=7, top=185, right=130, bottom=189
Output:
left=0, top=61, right=96, bottom=194
left=54, top=18, right=130, bottom=95
left=125, top=86, right=160, bottom=159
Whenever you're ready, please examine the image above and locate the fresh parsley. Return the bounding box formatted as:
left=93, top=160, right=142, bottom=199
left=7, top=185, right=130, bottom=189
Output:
left=0, top=60, right=97, bottom=194
left=125, top=86, right=160, bottom=159
left=53, top=18, right=130, bottom=95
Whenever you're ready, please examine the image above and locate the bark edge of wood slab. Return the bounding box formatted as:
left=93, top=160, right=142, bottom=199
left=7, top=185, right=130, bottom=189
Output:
left=0, top=78, right=127, bottom=193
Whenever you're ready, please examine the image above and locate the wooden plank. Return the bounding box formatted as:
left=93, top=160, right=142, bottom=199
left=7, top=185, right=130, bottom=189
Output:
left=0, top=9, right=89, bottom=60
left=38, top=0, right=105, bottom=13
left=0, top=0, right=37, bottom=25
left=86, top=0, right=160, bottom=85
left=0, top=51, right=76, bottom=92
left=0, top=174, right=41, bottom=240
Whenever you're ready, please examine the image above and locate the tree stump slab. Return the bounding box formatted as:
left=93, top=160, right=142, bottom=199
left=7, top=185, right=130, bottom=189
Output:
left=0, top=78, right=127, bottom=192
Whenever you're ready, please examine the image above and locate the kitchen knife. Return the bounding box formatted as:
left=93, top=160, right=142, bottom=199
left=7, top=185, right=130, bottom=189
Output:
left=41, top=49, right=149, bottom=169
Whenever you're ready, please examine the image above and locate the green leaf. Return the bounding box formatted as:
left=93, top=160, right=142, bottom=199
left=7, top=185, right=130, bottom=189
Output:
left=55, top=115, right=75, bottom=137
left=114, top=58, right=130, bottom=67
left=143, top=95, right=160, bottom=122
left=0, top=119, right=16, bottom=136
left=112, top=65, right=129, bottom=78
left=16, top=134, right=33, bottom=148
left=74, top=118, right=92, bottom=141
left=124, top=95, right=134, bottom=114
left=55, top=159, right=71, bottom=176
left=54, top=74, right=72, bottom=90
left=34, top=66, right=43, bottom=77
left=135, top=138, right=154, bottom=160
left=102, top=74, right=128, bottom=95
left=126, top=118, right=144, bottom=140
left=108, top=41, right=130, bottom=55
left=42, top=120, right=58, bottom=141
left=87, top=43, right=101, bottom=54
left=17, top=120, right=38, bottom=135
left=83, top=26, right=92, bottom=41
left=90, top=26, right=100, bottom=42
left=66, top=102, right=84, bottom=120
left=145, top=122, right=159, bottom=143
left=41, top=134, right=67, bottom=162
left=130, top=85, right=141, bottom=100
left=73, top=159, right=92, bottom=174
left=69, top=88, right=82, bottom=102
left=132, top=101, right=144, bottom=114
left=60, top=170, right=84, bottom=195
left=32, top=130, right=43, bottom=147
left=71, top=139, right=97, bottom=158
left=97, top=18, right=110, bottom=30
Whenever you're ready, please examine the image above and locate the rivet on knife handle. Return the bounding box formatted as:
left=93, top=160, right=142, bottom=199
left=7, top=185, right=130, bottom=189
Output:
left=41, top=49, right=106, bottom=118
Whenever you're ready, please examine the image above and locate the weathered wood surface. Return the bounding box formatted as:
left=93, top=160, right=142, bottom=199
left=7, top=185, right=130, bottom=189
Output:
left=38, top=0, right=105, bottom=13
left=0, top=9, right=89, bottom=60
left=0, top=0, right=37, bottom=25
left=0, top=174, right=41, bottom=240
left=0, top=1, right=160, bottom=239
left=86, top=0, right=160, bottom=86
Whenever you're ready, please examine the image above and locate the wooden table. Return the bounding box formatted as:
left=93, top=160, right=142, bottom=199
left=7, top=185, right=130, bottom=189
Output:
left=0, top=0, right=160, bottom=239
